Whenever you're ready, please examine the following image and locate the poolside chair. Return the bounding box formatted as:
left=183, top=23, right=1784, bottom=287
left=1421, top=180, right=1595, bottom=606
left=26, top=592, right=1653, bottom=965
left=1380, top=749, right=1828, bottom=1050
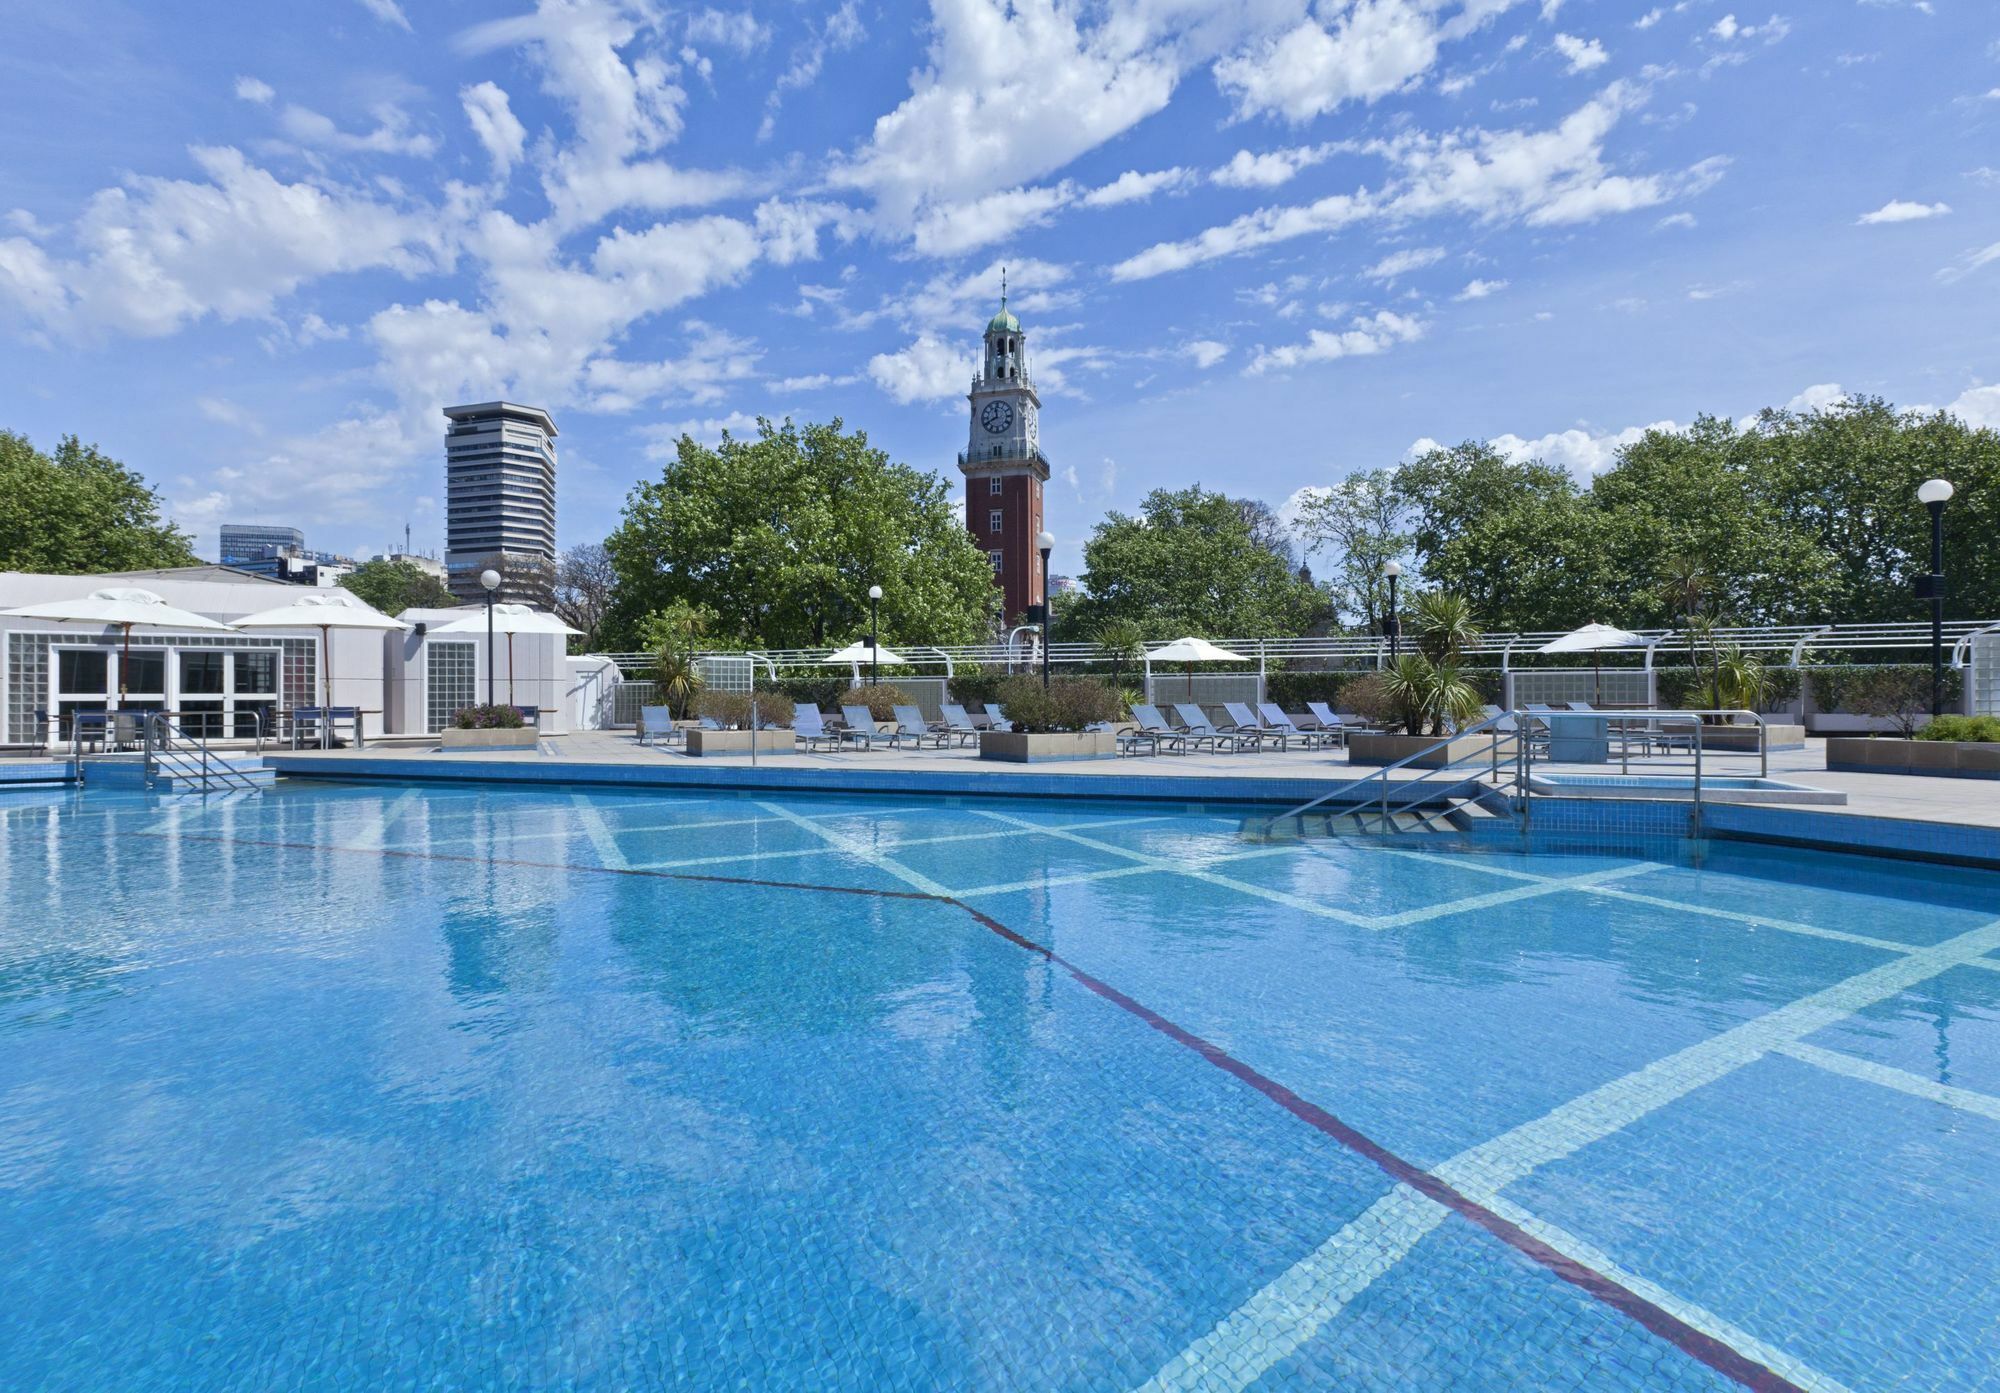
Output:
left=890, top=705, right=952, bottom=750
left=1133, top=703, right=1221, bottom=753
left=839, top=705, right=895, bottom=750
left=986, top=703, right=1014, bottom=733
left=1175, top=703, right=1259, bottom=752
left=1258, top=702, right=1338, bottom=750
left=938, top=703, right=984, bottom=746
left=1304, top=702, right=1352, bottom=744
left=1089, top=720, right=1160, bottom=756
left=792, top=705, right=849, bottom=752
left=637, top=705, right=681, bottom=748
left=1222, top=702, right=1290, bottom=751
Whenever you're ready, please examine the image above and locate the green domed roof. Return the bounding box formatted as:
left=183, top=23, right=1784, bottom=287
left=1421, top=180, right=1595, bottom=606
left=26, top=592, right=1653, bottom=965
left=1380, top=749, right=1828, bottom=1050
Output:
left=987, top=304, right=1020, bottom=333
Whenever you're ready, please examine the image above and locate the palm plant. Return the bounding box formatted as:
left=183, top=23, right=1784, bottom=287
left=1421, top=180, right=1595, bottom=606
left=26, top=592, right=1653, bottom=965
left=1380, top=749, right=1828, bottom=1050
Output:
left=1092, top=618, right=1146, bottom=690
left=1712, top=643, right=1768, bottom=714
left=1411, top=590, right=1481, bottom=665
left=1381, top=654, right=1484, bottom=736
left=652, top=649, right=704, bottom=719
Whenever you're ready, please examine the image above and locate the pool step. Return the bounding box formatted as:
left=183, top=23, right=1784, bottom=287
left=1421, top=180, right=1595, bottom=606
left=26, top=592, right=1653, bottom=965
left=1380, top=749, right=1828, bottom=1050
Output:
left=81, top=754, right=276, bottom=793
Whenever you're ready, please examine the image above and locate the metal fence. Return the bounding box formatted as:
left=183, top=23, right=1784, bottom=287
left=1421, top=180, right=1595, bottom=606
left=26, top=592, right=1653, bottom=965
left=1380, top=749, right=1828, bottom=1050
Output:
left=1145, top=673, right=1265, bottom=711
left=1506, top=669, right=1655, bottom=708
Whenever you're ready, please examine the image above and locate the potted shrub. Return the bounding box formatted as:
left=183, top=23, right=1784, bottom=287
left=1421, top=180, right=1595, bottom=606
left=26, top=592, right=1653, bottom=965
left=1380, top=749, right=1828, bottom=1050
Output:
left=1347, top=594, right=1498, bottom=767
left=439, top=704, right=539, bottom=751
left=978, top=676, right=1121, bottom=762
left=684, top=690, right=796, bottom=756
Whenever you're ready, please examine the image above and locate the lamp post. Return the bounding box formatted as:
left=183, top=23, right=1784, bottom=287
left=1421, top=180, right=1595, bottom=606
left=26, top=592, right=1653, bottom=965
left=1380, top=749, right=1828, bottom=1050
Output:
left=1037, top=530, right=1055, bottom=689
left=1917, top=478, right=1953, bottom=717
left=867, top=584, right=883, bottom=686
left=480, top=568, right=501, bottom=707
left=1383, top=559, right=1402, bottom=661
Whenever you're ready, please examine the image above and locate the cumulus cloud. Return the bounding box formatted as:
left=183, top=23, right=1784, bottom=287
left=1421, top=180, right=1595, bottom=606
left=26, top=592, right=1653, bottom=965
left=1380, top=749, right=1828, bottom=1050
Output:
left=1211, top=143, right=1339, bottom=189
left=910, top=184, right=1074, bottom=257
left=1455, top=277, right=1508, bottom=299
left=357, top=0, right=412, bottom=31
left=461, top=82, right=528, bottom=179
left=1081, top=168, right=1192, bottom=207
left=1214, top=1, right=1444, bottom=123
left=1365, top=245, right=1447, bottom=280
left=275, top=102, right=437, bottom=157
left=1184, top=339, right=1228, bottom=368
left=867, top=333, right=970, bottom=403
left=234, top=76, right=275, bottom=104
left=1249, top=310, right=1426, bottom=373
left=1857, top=199, right=1950, bottom=224
left=684, top=8, right=769, bottom=51
left=1552, top=33, right=1608, bottom=72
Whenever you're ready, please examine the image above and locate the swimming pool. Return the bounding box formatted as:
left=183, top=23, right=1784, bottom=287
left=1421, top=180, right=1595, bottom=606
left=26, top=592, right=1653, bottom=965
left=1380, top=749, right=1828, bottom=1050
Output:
left=2, top=782, right=1997, bottom=1389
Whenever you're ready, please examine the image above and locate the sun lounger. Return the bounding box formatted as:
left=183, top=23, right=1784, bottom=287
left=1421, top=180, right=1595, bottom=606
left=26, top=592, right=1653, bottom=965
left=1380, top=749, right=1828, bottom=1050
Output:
left=1257, top=702, right=1338, bottom=749
left=1175, top=703, right=1259, bottom=751
left=986, top=703, right=1014, bottom=733
left=638, top=705, right=681, bottom=747
left=939, top=703, right=984, bottom=746
left=890, top=705, right=951, bottom=749
left=839, top=705, right=897, bottom=749
left=1304, top=702, right=1354, bottom=743
left=1223, top=702, right=1290, bottom=751
left=792, top=705, right=850, bottom=751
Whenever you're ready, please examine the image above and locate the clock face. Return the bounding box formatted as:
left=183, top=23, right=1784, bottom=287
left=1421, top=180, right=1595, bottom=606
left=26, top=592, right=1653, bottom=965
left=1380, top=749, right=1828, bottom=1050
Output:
left=981, top=399, right=1014, bottom=434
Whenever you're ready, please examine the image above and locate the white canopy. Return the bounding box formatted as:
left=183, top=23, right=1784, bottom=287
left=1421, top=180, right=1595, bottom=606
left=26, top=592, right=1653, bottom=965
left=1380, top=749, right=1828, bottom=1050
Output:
left=432, top=603, right=580, bottom=638
left=823, top=640, right=907, bottom=666
left=231, top=591, right=406, bottom=745
left=1, top=586, right=232, bottom=632
left=1146, top=636, right=1249, bottom=663
left=1535, top=623, right=1648, bottom=654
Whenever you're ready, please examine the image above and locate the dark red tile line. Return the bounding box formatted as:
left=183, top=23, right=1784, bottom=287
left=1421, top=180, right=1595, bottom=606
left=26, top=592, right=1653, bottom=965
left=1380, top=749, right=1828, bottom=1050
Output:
left=142, top=826, right=1802, bottom=1393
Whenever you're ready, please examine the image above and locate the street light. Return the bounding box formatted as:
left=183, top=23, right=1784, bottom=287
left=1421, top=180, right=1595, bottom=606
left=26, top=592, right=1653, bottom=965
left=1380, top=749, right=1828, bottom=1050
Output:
left=1917, top=478, right=1953, bottom=718
left=1037, top=530, right=1055, bottom=688
left=1383, top=559, right=1403, bottom=660
left=867, top=584, right=883, bottom=687
left=479, top=568, right=501, bottom=707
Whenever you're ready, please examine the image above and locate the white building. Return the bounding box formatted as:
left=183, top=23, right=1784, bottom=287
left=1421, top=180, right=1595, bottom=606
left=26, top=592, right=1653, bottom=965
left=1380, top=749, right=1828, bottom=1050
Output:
left=0, top=568, right=583, bottom=748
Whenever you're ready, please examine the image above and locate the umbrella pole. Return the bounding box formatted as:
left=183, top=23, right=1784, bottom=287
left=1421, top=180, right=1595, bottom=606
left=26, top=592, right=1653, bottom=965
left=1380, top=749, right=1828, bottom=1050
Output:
left=507, top=633, right=516, bottom=707
left=322, top=623, right=332, bottom=750
left=120, top=623, right=131, bottom=708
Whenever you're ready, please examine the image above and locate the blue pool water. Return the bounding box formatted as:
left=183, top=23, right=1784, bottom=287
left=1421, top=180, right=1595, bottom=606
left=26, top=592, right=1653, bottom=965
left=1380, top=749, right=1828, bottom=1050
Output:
left=2, top=782, right=1998, bottom=1390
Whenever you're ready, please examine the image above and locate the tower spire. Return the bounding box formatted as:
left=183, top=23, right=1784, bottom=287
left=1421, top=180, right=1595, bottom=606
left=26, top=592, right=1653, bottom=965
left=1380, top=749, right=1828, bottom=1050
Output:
left=1000, top=265, right=1007, bottom=309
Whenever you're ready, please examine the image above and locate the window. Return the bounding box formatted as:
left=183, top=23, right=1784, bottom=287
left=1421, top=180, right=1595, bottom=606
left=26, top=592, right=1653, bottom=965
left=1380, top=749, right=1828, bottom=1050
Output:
left=988, top=550, right=1003, bottom=572
left=988, top=508, right=1003, bottom=532
left=988, top=477, right=1002, bottom=495
left=426, top=642, right=478, bottom=733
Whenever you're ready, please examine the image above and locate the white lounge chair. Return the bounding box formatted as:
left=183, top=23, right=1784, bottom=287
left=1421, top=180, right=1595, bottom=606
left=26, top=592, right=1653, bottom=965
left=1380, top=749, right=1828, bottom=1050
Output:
left=1175, top=702, right=1258, bottom=752
left=1223, top=701, right=1290, bottom=751
left=938, top=703, right=984, bottom=746
left=1260, top=702, right=1339, bottom=749
left=638, top=705, right=681, bottom=747
left=890, top=705, right=951, bottom=749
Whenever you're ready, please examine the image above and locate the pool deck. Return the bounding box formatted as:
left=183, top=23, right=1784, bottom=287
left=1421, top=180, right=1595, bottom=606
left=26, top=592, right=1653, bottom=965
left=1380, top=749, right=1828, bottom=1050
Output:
left=256, top=730, right=2000, bottom=831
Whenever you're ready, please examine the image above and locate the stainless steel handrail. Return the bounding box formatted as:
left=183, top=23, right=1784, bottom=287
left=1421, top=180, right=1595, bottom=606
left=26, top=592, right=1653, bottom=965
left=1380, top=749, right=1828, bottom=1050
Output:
left=1267, top=712, right=1527, bottom=834
left=144, top=713, right=261, bottom=792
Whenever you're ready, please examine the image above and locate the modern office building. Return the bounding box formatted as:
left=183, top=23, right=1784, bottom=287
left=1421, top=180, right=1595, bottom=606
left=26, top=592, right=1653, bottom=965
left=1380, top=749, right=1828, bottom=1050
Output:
left=219, top=524, right=304, bottom=566
left=443, top=402, right=558, bottom=605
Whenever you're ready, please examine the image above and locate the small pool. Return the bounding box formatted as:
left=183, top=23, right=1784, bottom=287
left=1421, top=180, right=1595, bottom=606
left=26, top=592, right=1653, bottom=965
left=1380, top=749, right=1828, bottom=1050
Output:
left=2, top=782, right=1995, bottom=1388
left=1530, top=772, right=1848, bottom=805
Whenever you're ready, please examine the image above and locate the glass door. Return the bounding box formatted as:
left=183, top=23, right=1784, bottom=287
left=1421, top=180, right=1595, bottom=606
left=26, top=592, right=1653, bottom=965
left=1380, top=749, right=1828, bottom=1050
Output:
left=117, top=648, right=167, bottom=717
left=177, top=651, right=226, bottom=739
left=52, top=648, right=110, bottom=742
left=231, top=650, right=279, bottom=740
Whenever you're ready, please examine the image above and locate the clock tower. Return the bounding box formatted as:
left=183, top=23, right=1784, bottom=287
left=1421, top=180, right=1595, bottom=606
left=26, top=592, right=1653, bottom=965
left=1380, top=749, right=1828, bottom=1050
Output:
left=957, top=281, right=1048, bottom=624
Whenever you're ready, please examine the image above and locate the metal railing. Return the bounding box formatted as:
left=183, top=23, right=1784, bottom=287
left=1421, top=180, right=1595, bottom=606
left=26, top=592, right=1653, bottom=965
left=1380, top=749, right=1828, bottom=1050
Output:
left=144, top=713, right=264, bottom=793
left=1267, top=712, right=1530, bottom=838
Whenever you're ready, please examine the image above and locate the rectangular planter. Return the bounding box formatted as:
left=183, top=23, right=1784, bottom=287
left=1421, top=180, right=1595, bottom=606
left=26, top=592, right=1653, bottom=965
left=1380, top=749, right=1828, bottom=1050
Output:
left=1346, top=733, right=1502, bottom=769
left=1826, top=736, right=2000, bottom=779
left=683, top=728, right=793, bottom=757
left=978, top=730, right=1117, bottom=763
left=438, top=727, right=539, bottom=751
left=1696, top=724, right=1804, bottom=752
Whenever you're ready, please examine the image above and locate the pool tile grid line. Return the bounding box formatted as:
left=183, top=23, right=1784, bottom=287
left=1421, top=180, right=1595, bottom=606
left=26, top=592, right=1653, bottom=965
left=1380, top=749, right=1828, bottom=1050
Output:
left=124, top=819, right=1851, bottom=1390
left=1139, top=912, right=2000, bottom=1393
left=334, top=788, right=422, bottom=852
left=1775, top=1040, right=2000, bottom=1124
left=569, top=791, right=630, bottom=871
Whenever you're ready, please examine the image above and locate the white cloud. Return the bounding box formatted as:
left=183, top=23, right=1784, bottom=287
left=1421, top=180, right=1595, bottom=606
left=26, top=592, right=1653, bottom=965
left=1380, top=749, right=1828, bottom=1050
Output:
left=1857, top=199, right=1950, bottom=224
left=1081, top=168, right=1192, bottom=207
left=357, top=0, right=412, bottom=31
left=1211, top=143, right=1338, bottom=188
left=1249, top=310, right=1426, bottom=373
left=461, top=82, right=528, bottom=179
left=1711, top=14, right=1740, bottom=39
left=1365, top=245, right=1447, bottom=280
left=234, top=76, right=275, bottom=104
left=1214, top=1, right=1444, bottom=123
left=867, top=333, right=970, bottom=403
left=1947, top=383, right=2000, bottom=429
left=827, top=0, right=1178, bottom=238
left=1115, top=84, right=1719, bottom=280
left=684, top=8, right=769, bottom=51
left=1552, top=33, right=1608, bottom=73
left=1490, top=421, right=1677, bottom=477
left=910, top=183, right=1075, bottom=257
left=1455, top=277, right=1508, bottom=299
left=1655, top=211, right=1697, bottom=230
left=1635, top=8, right=1664, bottom=28
left=275, top=103, right=437, bottom=158
left=0, top=146, right=447, bottom=339
left=581, top=324, right=761, bottom=411
left=1938, top=241, right=2000, bottom=283
left=759, top=1, right=865, bottom=140
left=773, top=372, right=859, bottom=392
left=1184, top=339, right=1228, bottom=368
left=643, top=411, right=763, bottom=453
left=1783, top=382, right=1847, bottom=413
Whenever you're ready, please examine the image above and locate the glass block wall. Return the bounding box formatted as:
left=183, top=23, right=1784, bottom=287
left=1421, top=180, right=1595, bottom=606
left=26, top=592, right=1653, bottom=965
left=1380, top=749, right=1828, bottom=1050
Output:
left=5, top=633, right=316, bottom=745
left=427, top=642, right=477, bottom=732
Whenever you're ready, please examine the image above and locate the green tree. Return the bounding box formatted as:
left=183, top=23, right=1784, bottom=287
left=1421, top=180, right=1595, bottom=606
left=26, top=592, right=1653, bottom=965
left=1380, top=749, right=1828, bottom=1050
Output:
left=339, top=558, right=454, bottom=616
left=603, top=418, right=995, bottom=649
left=1395, top=442, right=1610, bottom=631
left=1293, top=468, right=1410, bottom=631
left=0, top=430, right=197, bottom=573
left=1068, top=484, right=1329, bottom=638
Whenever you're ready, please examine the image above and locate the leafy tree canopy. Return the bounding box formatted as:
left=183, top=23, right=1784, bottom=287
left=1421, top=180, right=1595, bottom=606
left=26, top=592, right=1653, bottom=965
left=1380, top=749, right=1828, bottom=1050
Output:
left=0, top=430, right=197, bottom=574
left=338, top=558, right=454, bottom=616
left=1065, top=484, right=1331, bottom=639
left=603, top=417, right=996, bottom=650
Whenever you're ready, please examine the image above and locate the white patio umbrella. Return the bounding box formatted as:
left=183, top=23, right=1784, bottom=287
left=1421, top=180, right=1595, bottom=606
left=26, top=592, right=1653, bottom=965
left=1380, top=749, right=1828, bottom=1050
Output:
left=0, top=587, right=232, bottom=704
left=432, top=604, right=581, bottom=706
left=1146, top=636, right=1250, bottom=701
left=823, top=639, right=906, bottom=684
left=1536, top=622, right=1650, bottom=704
left=231, top=591, right=408, bottom=747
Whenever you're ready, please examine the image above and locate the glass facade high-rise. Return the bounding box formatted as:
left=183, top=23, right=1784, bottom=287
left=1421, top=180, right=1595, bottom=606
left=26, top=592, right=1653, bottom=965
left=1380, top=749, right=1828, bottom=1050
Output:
left=442, top=402, right=557, bottom=606
left=219, top=524, right=304, bottom=565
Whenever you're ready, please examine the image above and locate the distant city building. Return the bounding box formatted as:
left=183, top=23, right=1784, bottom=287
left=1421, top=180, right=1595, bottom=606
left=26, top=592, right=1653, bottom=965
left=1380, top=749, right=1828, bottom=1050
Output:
left=443, top=401, right=557, bottom=606
left=369, top=551, right=447, bottom=581
left=219, top=524, right=304, bottom=566
left=227, top=546, right=352, bottom=588
left=1048, top=574, right=1079, bottom=596
left=956, top=281, right=1048, bottom=623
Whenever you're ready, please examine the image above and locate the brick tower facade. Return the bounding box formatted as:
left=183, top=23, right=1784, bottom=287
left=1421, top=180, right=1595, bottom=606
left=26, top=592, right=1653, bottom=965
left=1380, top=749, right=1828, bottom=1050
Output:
left=956, top=289, right=1048, bottom=625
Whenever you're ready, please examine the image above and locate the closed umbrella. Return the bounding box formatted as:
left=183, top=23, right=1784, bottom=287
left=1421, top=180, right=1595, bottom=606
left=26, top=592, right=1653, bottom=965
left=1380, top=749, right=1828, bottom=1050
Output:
left=1536, top=623, right=1650, bottom=704
left=1, top=587, right=232, bottom=705
left=432, top=604, right=581, bottom=707
left=231, top=591, right=408, bottom=747
left=1146, top=636, right=1250, bottom=701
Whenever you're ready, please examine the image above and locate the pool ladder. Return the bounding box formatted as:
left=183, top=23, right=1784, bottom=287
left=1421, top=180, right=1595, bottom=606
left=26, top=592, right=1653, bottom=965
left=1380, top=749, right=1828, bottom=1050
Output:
left=1261, top=713, right=1532, bottom=842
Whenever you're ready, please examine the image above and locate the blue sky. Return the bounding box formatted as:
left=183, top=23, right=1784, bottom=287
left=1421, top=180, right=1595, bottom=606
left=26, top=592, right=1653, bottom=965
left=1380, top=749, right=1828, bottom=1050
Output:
left=2, top=0, right=1997, bottom=576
